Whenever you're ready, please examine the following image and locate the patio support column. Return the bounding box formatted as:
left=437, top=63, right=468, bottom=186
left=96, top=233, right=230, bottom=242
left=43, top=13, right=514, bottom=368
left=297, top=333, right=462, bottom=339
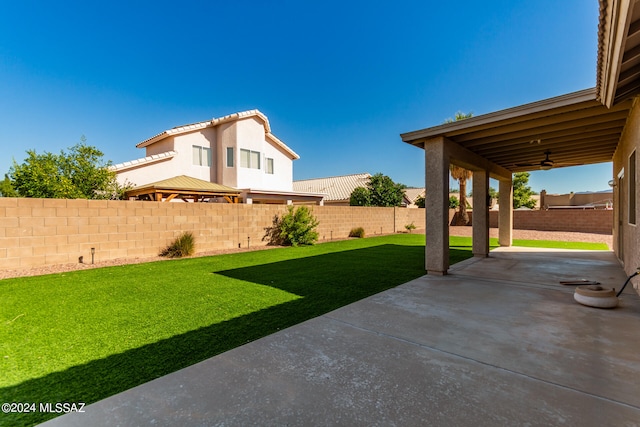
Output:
left=498, top=178, right=513, bottom=246
left=472, top=169, right=489, bottom=257
left=425, top=137, right=450, bottom=275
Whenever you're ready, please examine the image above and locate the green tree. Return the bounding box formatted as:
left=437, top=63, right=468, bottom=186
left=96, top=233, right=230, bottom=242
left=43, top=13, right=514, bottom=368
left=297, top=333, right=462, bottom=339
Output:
left=0, top=174, right=17, bottom=197
left=513, top=172, right=536, bottom=209
left=449, top=195, right=460, bottom=209
left=414, top=195, right=425, bottom=208
left=9, top=142, right=131, bottom=199
left=349, top=173, right=406, bottom=207
left=488, top=186, right=498, bottom=201
left=368, top=173, right=407, bottom=207
left=444, top=111, right=474, bottom=123
left=349, top=186, right=371, bottom=206
left=445, top=111, right=474, bottom=225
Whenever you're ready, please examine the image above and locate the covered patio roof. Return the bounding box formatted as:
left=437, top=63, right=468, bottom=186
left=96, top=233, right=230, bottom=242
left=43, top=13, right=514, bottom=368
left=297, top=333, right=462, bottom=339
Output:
left=401, top=88, right=634, bottom=173
left=597, top=0, right=640, bottom=107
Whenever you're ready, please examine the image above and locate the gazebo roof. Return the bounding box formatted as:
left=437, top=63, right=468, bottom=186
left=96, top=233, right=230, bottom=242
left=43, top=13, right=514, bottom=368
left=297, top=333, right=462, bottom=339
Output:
left=126, top=175, right=240, bottom=203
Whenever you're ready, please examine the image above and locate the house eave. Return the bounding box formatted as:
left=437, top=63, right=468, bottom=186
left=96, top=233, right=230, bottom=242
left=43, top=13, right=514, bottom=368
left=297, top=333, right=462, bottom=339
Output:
left=400, top=88, right=598, bottom=145
left=135, top=109, right=300, bottom=159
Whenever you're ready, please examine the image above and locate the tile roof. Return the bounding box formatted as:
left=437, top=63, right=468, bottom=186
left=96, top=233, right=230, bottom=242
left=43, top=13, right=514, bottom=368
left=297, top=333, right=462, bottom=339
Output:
left=136, top=110, right=299, bottom=160
left=111, top=151, right=177, bottom=171
left=293, top=173, right=371, bottom=202
left=404, top=188, right=425, bottom=203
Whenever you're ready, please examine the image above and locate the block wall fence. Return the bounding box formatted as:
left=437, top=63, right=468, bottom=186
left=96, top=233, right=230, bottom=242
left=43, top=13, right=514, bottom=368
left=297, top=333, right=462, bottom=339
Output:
left=0, top=198, right=425, bottom=271
left=0, top=198, right=611, bottom=272
left=454, top=209, right=612, bottom=234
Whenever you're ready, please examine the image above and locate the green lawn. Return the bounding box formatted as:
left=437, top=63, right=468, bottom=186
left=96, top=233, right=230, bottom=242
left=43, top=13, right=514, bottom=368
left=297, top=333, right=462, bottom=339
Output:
left=0, top=233, right=608, bottom=426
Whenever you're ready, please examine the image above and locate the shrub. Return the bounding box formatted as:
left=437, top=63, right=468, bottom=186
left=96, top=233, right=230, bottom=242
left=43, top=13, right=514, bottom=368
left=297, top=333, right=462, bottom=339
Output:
left=160, top=231, right=195, bottom=258
left=405, top=222, right=416, bottom=233
left=449, top=195, right=460, bottom=209
left=349, top=227, right=365, bottom=238
left=262, top=214, right=286, bottom=246
left=277, top=206, right=320, bottom=247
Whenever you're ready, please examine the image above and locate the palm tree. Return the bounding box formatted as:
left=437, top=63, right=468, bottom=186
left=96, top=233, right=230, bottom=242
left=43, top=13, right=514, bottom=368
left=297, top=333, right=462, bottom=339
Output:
left=450, top=165, right=473, bottom=225
left=446, top=111, right=474, bottom=225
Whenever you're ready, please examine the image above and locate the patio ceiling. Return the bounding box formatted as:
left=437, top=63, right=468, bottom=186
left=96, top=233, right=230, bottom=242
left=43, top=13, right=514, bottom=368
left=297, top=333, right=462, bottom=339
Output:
left=401, top=88, right=634, bottom=173
left=597, top=0, right=640, bottom=107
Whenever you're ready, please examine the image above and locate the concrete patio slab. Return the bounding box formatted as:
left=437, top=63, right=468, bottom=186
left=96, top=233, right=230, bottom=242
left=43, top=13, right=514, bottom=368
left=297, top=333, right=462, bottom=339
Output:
left=41, top=248, right=640, bottom=426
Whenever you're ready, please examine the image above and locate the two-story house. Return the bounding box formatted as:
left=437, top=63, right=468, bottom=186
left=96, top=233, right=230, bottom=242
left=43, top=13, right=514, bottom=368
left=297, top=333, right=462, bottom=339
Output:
left=114, top=110, right=324, bottom=204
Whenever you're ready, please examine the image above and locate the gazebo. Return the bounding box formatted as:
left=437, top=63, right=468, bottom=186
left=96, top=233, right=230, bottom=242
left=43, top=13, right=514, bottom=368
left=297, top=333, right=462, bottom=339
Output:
left=125, top=175, right=241, bottom=203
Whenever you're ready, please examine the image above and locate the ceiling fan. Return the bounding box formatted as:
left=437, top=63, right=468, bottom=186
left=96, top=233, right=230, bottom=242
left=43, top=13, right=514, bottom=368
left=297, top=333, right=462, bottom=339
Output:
left=515, top=150, right=578, bottom=171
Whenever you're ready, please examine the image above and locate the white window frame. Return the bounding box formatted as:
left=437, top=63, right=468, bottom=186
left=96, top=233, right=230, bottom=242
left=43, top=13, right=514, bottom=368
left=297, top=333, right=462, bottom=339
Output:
left=240, top=149, right=261, bottom=169
left=192, top=145, right=211, bottom=167
left=265, top=157, right=274, bottom=174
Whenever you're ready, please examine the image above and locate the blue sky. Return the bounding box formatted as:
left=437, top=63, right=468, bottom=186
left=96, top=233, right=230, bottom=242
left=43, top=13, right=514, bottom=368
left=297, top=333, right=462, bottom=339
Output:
left=0, top=0, right=609, bottom=194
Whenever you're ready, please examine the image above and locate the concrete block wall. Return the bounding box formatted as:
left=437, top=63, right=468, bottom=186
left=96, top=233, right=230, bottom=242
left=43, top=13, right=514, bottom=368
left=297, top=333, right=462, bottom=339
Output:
left=0, top=198, right=426, bottom=272
left=450, top=209, right=612, bottom=234
left=486, top=209, right=612, bottom=234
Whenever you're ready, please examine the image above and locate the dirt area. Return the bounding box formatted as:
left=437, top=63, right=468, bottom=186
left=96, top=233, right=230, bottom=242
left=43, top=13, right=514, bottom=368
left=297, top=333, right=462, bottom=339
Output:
left=0, top=228, right=613, bottom=280
left=449, top=226, right=613, bottom=248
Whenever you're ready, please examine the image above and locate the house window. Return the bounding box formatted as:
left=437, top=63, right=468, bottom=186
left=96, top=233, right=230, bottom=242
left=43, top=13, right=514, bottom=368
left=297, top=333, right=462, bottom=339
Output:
left=240, top=149, right=260, bottom=169
left=192, top=145, right=211, bottom=167
left=226, top=147, right=234, bottom=167
left=630, top=150, right=636, bottom=225
left=266, top=157, right=274, bottom=174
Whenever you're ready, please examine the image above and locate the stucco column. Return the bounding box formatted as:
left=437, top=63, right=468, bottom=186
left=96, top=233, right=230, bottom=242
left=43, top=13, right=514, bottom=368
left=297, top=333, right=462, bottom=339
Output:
left=472, top=169, right=489, bottom=257
left=425, top=137, right=450, bottom=275
left=498, top=178, right=513, bottom=246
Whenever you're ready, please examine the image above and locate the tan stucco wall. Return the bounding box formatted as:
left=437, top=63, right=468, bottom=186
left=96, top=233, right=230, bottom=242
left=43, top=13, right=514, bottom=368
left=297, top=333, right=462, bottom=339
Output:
left=0, top=198, right=425, bottom=272
left=217, top=122, right=238, bottom=187
left=612, top=96, right=640, bottom=293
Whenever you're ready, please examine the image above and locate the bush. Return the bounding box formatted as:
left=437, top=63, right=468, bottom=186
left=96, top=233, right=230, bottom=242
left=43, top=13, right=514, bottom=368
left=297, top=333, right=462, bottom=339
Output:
left=262, top=214, right=286, bottom=246
left=449, top=195, right=460, bottom=209
left=263, top=206, right=319, bottom=247
left=349, top=227, right=365, bottom=238
left=160, top=231, right=195, bottom=258
left=404, top=222, right=416, bottom=233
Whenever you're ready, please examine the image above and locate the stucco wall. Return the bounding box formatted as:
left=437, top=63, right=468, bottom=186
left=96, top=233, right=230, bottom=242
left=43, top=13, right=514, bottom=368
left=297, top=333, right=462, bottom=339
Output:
left=117, top=129, right=218, bottom=187
left=0, top=198, right=425, bottom=272
left=115, top=116, right=295, bottom=194
left=235, top=117, right=294, bottom=191
left=115, top=157, right=176, bottom=188
left=218, top=122, right=238, bottom=187
left=612, top=97, right=640, bottom=279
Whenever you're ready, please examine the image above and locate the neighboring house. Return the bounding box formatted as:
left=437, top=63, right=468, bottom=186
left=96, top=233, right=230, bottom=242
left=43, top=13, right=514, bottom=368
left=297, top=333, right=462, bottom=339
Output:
left=540, top=189, right=613, bottom=209
left=113, top=110, right=324, bottom=204
left=400, top=0, right=640, bottom=280
left=404, top=188, right=426, bottom=208
left=293, top=173, right=372, bottom=206
left=293, top=173, right=415, bottom=207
